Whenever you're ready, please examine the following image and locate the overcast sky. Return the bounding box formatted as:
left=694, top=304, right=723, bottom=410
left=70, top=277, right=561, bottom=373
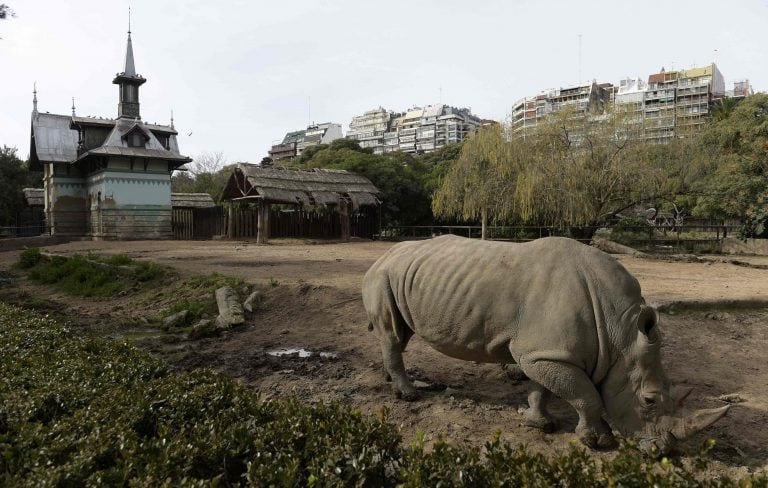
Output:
left=2, top=0, right=767, bottom=164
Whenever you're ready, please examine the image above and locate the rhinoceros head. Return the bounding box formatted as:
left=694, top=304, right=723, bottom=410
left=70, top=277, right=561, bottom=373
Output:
left=600, top=305, right=729, bottom=454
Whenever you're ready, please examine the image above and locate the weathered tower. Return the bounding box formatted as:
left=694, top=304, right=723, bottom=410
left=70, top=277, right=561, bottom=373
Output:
left=113, top=29, right=146, bottom=119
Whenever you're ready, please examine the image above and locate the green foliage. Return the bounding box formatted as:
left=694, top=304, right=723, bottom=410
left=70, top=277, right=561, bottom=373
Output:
left=0, top=303, right=764, bottom=486
left=20, top=252, right=167, bottom=297
left=692, top=94, right=768, bottom=235
left=164, top=298, right=211, bottom=325
left=171, top=164, right=236, bottom=201
left=268, top=276, right=279, bottom=287
left=284, top=139, right=463, bottom=226
left=16, top=247, right=42, bottom=269
left=433, top=124, right=512, bottom=225
left=0, top=146, right=41, bottom=226
left=0, top=303, right=402, bottom=486
left=182, top=272, right=246, bottom=292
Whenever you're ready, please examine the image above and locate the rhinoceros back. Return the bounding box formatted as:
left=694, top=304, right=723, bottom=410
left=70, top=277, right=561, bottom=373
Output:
left=362, top=235, right=643, bottom=369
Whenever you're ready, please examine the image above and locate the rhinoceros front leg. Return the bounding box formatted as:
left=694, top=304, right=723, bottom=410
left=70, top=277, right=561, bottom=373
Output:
left=520, top=359, right=616, bottom=450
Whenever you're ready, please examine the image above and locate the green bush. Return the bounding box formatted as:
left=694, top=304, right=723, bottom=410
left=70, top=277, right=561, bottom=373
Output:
left=164, top=298, right=213, bottom=325
left=16, top=247, right=42, bottom=269
left=18, top=252, right=168, bottom=297
left=1, top=302, right=764, bottom=487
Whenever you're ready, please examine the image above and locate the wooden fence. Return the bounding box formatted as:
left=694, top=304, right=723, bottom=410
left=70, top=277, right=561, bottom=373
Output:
left=173, top=206, right=378, bottom=240
left=172, top=207, right=225, bottom=240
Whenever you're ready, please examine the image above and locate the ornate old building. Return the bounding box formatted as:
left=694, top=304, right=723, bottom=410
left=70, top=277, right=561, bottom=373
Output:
left=29, top=29, right=190, bottom=239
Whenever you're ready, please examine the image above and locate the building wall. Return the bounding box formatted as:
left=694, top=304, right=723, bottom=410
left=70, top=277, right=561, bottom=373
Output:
left=45, top=164, right=88, bottom=236
left=86, top=161, right=172, bottom=239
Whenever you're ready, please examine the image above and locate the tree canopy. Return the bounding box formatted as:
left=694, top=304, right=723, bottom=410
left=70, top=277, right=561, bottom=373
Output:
left=0, top=146, right=41, bottom=226
left=692, top=94, right=768, bottom=236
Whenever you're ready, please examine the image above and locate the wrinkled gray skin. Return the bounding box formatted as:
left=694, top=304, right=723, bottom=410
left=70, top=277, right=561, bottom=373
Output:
left=362, top=236, right=728, bottom=453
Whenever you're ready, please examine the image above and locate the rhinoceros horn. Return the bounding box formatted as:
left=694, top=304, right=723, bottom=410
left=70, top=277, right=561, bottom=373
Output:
left=669, top=405, right=730, bottom=440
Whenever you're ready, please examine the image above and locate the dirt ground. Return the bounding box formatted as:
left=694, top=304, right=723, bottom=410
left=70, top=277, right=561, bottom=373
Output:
left=1, top=238, right=767, bottom=477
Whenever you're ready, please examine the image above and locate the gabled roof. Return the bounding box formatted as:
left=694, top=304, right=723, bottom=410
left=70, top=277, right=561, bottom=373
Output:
left=222, top=164, right=380, bottom=208
left=75, top=117, right=191, bottom=164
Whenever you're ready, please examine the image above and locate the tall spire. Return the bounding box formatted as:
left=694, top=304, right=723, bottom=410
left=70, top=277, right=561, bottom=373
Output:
left=124, top=7, right=137, bottom=77
left=32, top=83, right=38, bottom=114
left=71, top=97, right=76, bottom=116
left=113, top=8, right=145, bottom=120
left=170, top=109, right=174, bottom=130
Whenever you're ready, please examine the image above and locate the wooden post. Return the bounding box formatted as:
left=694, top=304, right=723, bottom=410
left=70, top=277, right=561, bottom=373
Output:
left=227, top=203, right=234, bottom=239
left=340, top=201, right=351, bottom=241
left=257, top=202, right=270, bottom=245
left=481, top=208, right=488, bottom=240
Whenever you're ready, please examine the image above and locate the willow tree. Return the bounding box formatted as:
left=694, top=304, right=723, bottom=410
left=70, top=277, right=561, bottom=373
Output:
left=510, top=108, right=687, bottom=236
left=432, top=124, right=514, bottom=239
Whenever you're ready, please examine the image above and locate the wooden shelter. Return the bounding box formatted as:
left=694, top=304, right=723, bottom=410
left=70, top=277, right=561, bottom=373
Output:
left=221, top=164, right=380, bottom=243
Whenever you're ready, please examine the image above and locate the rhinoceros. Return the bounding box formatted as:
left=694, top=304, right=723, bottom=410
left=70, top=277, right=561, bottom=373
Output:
left=362, top=235, right=728, bottom=452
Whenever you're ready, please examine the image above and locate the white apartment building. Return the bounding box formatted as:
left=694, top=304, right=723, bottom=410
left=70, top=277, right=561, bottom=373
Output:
left=268, top=122, right=343, bottom=161
left=348, top=104, right=482, bottom=154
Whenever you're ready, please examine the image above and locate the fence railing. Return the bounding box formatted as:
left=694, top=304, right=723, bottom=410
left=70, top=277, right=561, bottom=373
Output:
left=378, top=224, right=743, bottom=254
left=0, top=224, right=51, bottom=239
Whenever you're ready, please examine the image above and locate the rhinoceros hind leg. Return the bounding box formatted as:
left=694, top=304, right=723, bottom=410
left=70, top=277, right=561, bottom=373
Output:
left=503, top=363, right=529, bottom=383
left=519, top=358, right=615, bottom=450
left=524, top=382, right=559, bottom=432
left=378, top=328, right=417, bottom=400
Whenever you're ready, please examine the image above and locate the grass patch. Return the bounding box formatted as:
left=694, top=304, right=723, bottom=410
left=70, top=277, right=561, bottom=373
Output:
left=162, top=297, right=213, bottom=326
left=17, top=249, right=169, bottom=298
left=182, top=272, right=246, bottom=292
left=0, top=302, right=764, bottom=486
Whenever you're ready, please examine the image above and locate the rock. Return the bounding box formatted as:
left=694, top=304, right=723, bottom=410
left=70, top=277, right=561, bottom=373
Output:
left=591, top=237, right=647, bottom=257
left=718, top=393, right=746, bottom=404
left=188, top=319, right=219, bottom=339
left=215, top=286, right=245, bottom=326
left=243, top=290, right=263, bottom=313
left=163, top=310, right=189, bottom=328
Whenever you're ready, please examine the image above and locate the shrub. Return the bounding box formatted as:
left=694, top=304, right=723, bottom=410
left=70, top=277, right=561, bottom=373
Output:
left=16, top=247, right=42, bottom=269
left=1, top=303, right=764, bottom=487
left=18, top=252, right=168, bottom=297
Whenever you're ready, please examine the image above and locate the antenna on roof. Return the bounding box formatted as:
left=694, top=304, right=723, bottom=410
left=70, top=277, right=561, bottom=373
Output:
left=71, top=97, right=76, bottom=116
left=578, top=34, right=582, bottom=86
left=128, top=5, right=131, bottom=35
left=170, top=109, right=174, bottom=129
left=308, top=95, right=311, bottom=128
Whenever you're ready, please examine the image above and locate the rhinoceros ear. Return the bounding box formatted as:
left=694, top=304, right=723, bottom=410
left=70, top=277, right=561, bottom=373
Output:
left=671, top=385, right=694, bottom=409
left=636, top=305, right=659, bottom=337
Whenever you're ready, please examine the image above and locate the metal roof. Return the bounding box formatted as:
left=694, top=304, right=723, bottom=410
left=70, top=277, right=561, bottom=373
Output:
left=30, top=113, right=78, bottom=164
left=222, top=164, right=380, bottom=208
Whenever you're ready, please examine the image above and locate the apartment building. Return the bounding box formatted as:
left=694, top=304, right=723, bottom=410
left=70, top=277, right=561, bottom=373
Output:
left=347, top=104, right=482, bottom=154
left=268, top=122, right=343, bottom=161
left=510, top=64, right=747, bottom=144
left=346, top=107, right=397, bottom=154
left=510, top=81, right=614, bottom=135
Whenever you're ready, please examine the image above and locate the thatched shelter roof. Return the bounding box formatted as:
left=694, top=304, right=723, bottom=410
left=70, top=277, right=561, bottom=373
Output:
left=221, top=164, right=380, bottom=209
left=171, top=193, right=216, bottom=208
